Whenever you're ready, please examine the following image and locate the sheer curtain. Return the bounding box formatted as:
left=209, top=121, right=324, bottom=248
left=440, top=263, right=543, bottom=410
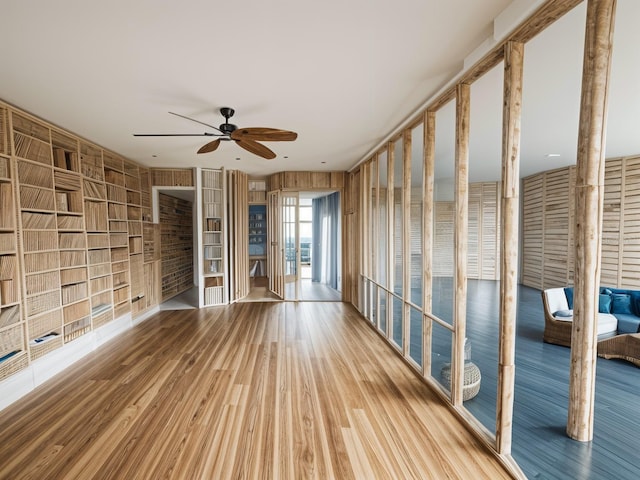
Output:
left=312, top=192, right=340, bottom=289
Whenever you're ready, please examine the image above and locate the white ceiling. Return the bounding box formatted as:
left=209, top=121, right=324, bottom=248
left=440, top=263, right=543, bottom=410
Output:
left=2, top=1, right=639, bottom=182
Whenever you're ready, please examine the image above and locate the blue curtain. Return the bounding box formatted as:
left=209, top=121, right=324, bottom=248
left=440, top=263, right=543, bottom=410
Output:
left=312, top=192, right=340, bottom=289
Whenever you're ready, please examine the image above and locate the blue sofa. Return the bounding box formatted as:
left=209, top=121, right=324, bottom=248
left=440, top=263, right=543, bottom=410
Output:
left=599, top=287, right=640, bottom=334
left=541, top=286, right=640, bottom=347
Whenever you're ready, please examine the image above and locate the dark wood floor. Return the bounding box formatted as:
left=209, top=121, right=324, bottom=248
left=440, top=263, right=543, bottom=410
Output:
left=460, top=280, right=640, bottom=480
left=0, top=302, right=511, bottom=480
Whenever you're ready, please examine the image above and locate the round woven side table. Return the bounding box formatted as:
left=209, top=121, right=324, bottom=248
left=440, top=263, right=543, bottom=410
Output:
left=440, top=362, right=481, bottom=401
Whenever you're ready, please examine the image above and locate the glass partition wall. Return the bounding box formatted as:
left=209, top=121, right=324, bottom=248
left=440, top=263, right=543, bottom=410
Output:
left=361, top=95, right=503, bottom=431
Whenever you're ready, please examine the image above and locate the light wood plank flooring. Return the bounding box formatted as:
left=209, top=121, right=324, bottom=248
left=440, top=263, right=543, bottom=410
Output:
left=0, top=302, right=511, bottom=479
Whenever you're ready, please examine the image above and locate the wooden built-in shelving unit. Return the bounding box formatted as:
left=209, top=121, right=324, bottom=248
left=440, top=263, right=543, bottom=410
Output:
left=0, top=107, right=27, bottom=380
left=200, top=168, right=227, bottom=306
left=0, top=100, right=162, bottom=382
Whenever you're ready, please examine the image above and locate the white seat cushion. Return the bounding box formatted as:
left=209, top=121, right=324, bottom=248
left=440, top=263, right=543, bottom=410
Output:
left=597, top=313, right=618, bottom=336
left=544, top=288, right=569, bottom=313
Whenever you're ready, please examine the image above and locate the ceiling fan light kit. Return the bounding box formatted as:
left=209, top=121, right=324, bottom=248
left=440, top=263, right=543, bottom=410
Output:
left=134, top=107, right=297, bottom=160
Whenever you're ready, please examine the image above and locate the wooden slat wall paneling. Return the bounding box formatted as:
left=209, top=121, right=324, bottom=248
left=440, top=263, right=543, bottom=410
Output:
left=159, top=193, right=193, bottom=302
left=601, top=158, right=622, bottom=286
left=542, top=168, right=572, bottom=289
left=228, top=170, right=249, bottom=302
left=151, top=168, right=194, bottom=187
left=521, top=173, right=544, bottom=289
left=266, top=171, right=345, bottom=191
left=467, top=184, right=481, bottom=279
left=566, top=166, right=577, bottom=285
left=620, top=156, right=640, bottom=288
left=483, top=182, right=501, bottom=280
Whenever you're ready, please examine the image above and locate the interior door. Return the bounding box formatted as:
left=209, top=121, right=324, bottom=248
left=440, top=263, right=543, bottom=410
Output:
left=282, top=193, right=299, bottom=300
left=267, top=191, right=284, bottom=299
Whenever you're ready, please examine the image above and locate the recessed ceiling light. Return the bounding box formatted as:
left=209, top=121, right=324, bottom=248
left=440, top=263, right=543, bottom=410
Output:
left=546, top=153, right=561, bottom=158
left=235, top=157, right=241, bottom=161
left=321, top=161, right=326, bottom=164
left=283, top=156, right=288, bottom=159
left=152, top=154, right=158, bottom=158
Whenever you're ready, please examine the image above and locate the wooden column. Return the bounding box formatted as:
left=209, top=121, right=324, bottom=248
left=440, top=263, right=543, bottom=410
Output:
left=372, top=155, right=380, bottom=330
left=423, top=110, right=436, bottom=377
left=452, top=83, right=470, bottom=406
left=568, top=0, right=616, bottom=442
left=403, top=130, right=412, bottom=357
left=360, top=162, right=369, bottom=310
left=496, top=41, right=524, bottom=455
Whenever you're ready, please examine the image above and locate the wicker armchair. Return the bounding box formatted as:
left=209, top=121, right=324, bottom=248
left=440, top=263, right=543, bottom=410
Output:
left=541, top=287, right=618, bottom=347
left=542, top=289, right=573, bottom=347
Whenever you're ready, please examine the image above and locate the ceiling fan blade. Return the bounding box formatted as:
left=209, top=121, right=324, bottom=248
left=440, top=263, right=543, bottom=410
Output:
left=168, top=111, right=223, bottom=133
left=231, top=128, right=297, bottom=142
left=234, top=139, right=277, bottom=159
left=133, top=132, right=220, bottom=137
left=197, top=139, right=221, bottom=154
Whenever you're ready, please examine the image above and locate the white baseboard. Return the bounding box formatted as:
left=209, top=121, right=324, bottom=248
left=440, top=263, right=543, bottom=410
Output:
left=0, top=305, right=160, bottom=412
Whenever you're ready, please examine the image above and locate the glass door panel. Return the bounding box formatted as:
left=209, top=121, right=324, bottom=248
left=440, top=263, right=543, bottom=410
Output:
left=282, top=193, right=299, bottom=300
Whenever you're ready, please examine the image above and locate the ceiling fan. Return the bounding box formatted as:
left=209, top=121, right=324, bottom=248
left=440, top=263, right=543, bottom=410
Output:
left=133, top=107, right=297, bottom=160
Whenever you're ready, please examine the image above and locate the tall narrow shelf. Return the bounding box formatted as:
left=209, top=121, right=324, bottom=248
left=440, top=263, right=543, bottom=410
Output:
left=0, top=150, right=28, bottom=380
left=249, top=204, right=267, bottom=278
left=124, top=160, right=144, bottom=317
left=140, top=167, right=159, bottom=312
left=12, top=112, right=64, bottom=361
left=104, top=153, right=131, bottom=320
left=81, top=142, right=113, bottom=329
left=52, top=130, right=90, bottom=343
left=199, top=168, right=227, bottom=306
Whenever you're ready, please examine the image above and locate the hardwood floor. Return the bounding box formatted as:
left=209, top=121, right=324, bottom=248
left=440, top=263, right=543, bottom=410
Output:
left=0, top=302, right=511, bottom=479
left=452, top=280, right=640, bottom=480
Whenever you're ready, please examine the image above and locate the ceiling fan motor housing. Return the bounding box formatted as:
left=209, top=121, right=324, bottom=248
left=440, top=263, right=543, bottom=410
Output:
left=219, top=123, right=237, bottom=134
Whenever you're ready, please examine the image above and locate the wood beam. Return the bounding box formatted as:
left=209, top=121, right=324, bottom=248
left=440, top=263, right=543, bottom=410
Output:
left=568, top=0, right=616, bottom=442
left=453, top=83, right=470, bottom=406
left=496, top=40, right=524, bottom=455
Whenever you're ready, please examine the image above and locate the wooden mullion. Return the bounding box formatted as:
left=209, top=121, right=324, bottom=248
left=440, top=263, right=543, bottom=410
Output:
left=402, top=129, right=412, bottom=358
left=496, top=40, right=524, bottom=455
left=422, top=110, right=436, bottom=377
left=568, top=0, right=617, bottom=442
left=452, top=83, right=470, bottom=406
left=386, top=142, right=394, bottom=341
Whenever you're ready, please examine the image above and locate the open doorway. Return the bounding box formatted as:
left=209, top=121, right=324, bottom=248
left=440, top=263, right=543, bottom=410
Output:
left=284, top=191, right=341, bottom=301
left=153, top=187, right=198, bottom=310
